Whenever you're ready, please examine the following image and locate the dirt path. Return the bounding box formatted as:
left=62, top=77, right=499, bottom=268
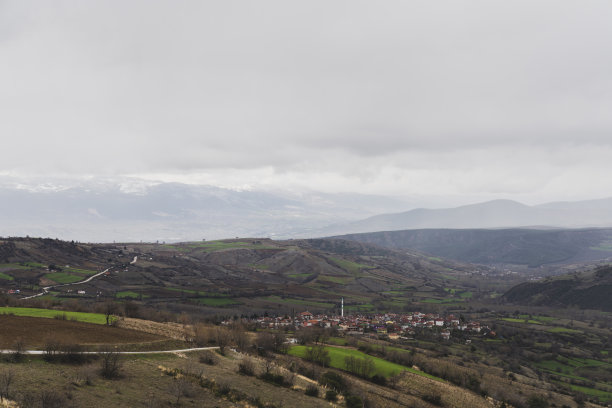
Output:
left=21, top=267, right=111, bottom=300
left=0, top=346, right=219, bottom=355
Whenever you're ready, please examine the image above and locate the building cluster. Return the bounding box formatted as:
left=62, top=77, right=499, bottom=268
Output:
left=249, top=311, right=491, bottom=340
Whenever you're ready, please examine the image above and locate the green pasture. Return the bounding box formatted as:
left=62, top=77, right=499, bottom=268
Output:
left=261, top=296, right=335, bottom=309
left=288, top=345, right=443, bottom=381
left=45, top=272, right=84, bottom=284
left=327, top=257, right=372, bottom=274
left=197, top=297, right=241, bottom=306
left=0, top=307, right=108, bottom=324
left=547, top=327, right=582, bottom=334
left=0, top=272, right=14, bottom=280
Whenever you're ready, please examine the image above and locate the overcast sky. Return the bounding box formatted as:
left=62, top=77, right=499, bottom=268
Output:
left=2, top=1, right=612, bottom=206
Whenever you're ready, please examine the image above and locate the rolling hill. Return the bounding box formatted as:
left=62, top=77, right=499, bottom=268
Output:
left=316, top=198, right=612, bottom=236
left=333, top=228, right=612, bottom=267
left=503, top=265, right=612, bottom=311
left=0, top=237, right=489, bottom=315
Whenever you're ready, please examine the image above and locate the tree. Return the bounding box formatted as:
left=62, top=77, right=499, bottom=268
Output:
left=215, top=327, right=230, bottom=355
left=99, top=348, right=122, bottom=379
left=0, top=368, right=15, bottom=401
left=103, top=301, right=118, bottom=326
left=306, top=344, right=330, bottom=367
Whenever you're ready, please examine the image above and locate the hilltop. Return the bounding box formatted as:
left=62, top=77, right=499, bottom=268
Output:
left=0, top=237, right=489, bottom=316
left=333, top=228, right=612, bottom=268
left=503, top=264, right=612, bottom=311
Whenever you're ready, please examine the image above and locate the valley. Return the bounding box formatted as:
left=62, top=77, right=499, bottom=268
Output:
left=0, top=235, right=611, bottom=407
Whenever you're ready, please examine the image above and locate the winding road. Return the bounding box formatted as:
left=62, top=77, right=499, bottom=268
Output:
left=0, top=346, right=220, bottom=355
left=21, top=267, right=112, bottom=300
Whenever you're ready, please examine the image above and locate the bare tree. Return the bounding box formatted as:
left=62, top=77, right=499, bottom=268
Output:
left=0, top=368, right=15, bottom=401
left=214, top=327, right=230, bottom=355
left=169, top=377, right=191, bottom=406
left=99, top=348, right=122, bottom=379
left=103, top=301, right=118, bottom=326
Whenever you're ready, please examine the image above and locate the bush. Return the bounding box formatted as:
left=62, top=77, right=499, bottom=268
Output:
left=422, top=393, right=443, bottom=406
left=259, top=372, right=286, bottom=386
left=345, top=394, right=364, bottom=408
left=99, top=349, right=122, bottom=379
left=370, top=374, right=387, bottom=386
left=199, top=351, right=218, bottom=365
left=305, top=384, right=319, bottom=397
left=325, top=389, right=338, bottom=402
left=319, top=371, right=347, bottom=393
left=527, top=395, right=549, bottom=408
left=238, top=358, right=255, bottom=376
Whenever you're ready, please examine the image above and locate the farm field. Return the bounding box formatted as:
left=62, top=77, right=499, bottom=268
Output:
left=0, top=315, right=166, bottom=349
left=0, top=307, right=109, bottom=324
left=288, top=344, right=443, bottom=381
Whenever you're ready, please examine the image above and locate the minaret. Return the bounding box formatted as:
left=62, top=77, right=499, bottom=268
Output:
left=341, top=297, right=344, bottom=318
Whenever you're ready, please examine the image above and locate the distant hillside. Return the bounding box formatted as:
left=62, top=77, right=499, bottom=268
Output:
left=316, top=198, right=612, bottom=236
left=0, top=237, right=488, bottom=315
left=503, top=265, right=612, bottom=311
left=0, top=180, right=410, bottom=242
left=333, top=228, right=612, bottom=267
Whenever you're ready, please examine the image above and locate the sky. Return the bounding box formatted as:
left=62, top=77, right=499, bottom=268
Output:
left=2, top=1, right=612, bottom=207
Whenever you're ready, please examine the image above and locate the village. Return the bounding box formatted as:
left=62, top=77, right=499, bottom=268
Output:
left=241, top=309, right=492, bottom=342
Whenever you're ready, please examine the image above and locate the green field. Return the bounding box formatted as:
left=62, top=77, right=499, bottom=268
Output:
left=165, top=240, right=278, bottom=252
left=45, top=272, right=84, bottom=284
left=501, top=318, right=542, bottom=324
left=197, top=297, right=241, bottom=306
left=116, top=291, right=141, bottom=299
left=328, top=257, right=372, bottom=274
left=288, top=345, right=443, bottom=381
left=0, top=307, right=108, bottom=325
left=547, top=327, right=582, bottom=334
left=0, top=272, right=14, bottom=280
left=261, top=296, right=335, bottom=309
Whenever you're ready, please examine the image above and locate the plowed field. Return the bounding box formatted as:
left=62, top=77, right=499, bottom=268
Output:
left=0, top=315, right=165, bottom=348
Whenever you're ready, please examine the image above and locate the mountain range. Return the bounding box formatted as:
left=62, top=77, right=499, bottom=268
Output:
left=315, top=198, right=612, bottom=236
left=2, top=178, right=612, bottom=243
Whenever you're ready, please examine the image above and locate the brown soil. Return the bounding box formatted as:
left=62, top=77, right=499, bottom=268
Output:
left=117, top=317, right=192, bottom=341
left=0, top=315, right=165, bottom=348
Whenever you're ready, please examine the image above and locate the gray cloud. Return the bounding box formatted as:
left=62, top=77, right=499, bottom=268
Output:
left=1, top=1, right=612, bottom=203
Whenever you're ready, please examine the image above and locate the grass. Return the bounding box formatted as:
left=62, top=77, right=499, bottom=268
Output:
left=287, top=273, right=313, bottom=279
left=0, top=272, right=14, bottom=280
left=501, top=318, right=542, bottom=325
left=65, top=267, right=98, bottom=276
left=327, top=257, right=372, bottom=274
left=420, top=298, right=462, bottom=304
left=45, top=272, right=84, bottom=284
left=261, top=296, right=335, bottom=309
left=167, top=240, right=279, bottom=252
left=547, top=327, right=582, bottom=334
left=116, top=290, right=141, bottom=299
left=288, top=345, right=443, bottom=381
left=565, top=383, right=612, bottom=402
left=197, top=297, right=241, bottom=306
left=318, top=275, right=353, bottom=284
left=0, top=306, right=108, bottom=324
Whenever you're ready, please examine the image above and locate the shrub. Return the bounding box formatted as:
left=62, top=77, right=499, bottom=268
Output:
left=259, top=372, right=285, bottom=386
left=238, top=358, right=255, bottom=376
left=422, top=392, right=443, bottom=406
left=370, top=374, right=387, bottom=386
left=325, top=389, right=338, bottom=402
left=319, top=371, right=347, bottom=393
left=305, top=384, right=319, bottom=397
left=199, top=351, right=218, bottom=365
left=99, top=349, right=122, bottom=379
left=345, top=394, right=364, bottom=408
